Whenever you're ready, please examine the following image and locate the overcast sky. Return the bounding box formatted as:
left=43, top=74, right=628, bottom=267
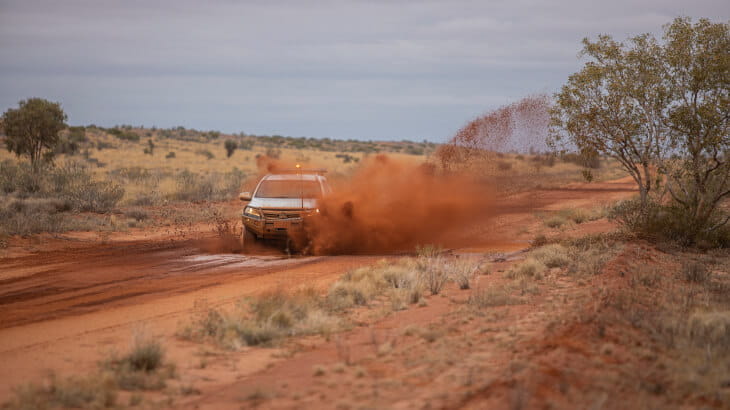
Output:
left=1, top=1, right=728, bottom=141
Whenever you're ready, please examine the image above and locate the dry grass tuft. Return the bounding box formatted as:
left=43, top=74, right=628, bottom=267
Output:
left=4, top=373, right=118, bottom=410
left=506, top=258, right=547, bottom=280
left=468, top=286, right=520, bottom=308
left=680, top=260, right=710, bottom=283
left=529, top=244, right=571, bottom=268
left=452, top=257, right=479, bottom=290
left=101, top=333, right=176, bottom=391
left=181, top=289, right=341, bottom=349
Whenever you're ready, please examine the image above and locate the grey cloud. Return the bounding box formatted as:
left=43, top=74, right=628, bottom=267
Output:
left=0, top=0, right=728, bottom=140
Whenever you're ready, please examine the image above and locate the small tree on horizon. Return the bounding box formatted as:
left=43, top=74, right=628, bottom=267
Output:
left=1, top=98, right=67, bottom=169
left=224, top=139, right=237, bottom=158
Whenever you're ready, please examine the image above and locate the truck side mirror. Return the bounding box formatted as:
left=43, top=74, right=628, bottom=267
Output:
left=239, top=192, right=252, bottom=201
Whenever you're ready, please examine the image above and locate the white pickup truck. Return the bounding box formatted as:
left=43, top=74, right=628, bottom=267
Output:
left=238, top=168, right=331, bottom=250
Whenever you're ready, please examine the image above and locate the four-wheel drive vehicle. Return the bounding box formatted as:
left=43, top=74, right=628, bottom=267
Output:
left=238, top=169, right=331, bottom=248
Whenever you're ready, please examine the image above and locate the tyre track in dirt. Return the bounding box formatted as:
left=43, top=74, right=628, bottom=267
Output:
left=0, top=241, right=324, bottom=329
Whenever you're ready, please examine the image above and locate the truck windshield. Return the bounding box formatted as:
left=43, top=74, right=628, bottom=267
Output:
left=255, top=180, right=322, bottom=199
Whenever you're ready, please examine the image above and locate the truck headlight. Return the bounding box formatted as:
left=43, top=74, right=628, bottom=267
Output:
left=244, top=206, right=262, bottom=219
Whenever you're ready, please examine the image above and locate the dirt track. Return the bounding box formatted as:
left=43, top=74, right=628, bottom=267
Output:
left=0, top=177, right=636, bottom=401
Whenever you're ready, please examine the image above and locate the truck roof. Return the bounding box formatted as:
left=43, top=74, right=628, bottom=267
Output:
left=263, top=173, right=325, bottom=182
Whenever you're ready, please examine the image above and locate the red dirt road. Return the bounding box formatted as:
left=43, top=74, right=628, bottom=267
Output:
left=0, top=177, right=636, bottom=402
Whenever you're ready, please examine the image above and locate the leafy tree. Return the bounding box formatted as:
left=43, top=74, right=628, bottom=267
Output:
left=224, top=139, right=237, bottom=158
left=551, top=17, right=729, bottom=240
left=1, top=98, right=67, bottom=168
left=661, top=18, right=730, bottom=235
left=549, top=32, right=672, bottom=206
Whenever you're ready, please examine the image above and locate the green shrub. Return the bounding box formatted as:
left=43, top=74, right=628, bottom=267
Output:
left=50, top=162, right=124, bottom=213
left=0, top=160, right=44, bottom=195
left=173, top=170, right=215, bottom=202
left=0, top=200, right=67, bottom=235
left=224, top=140, right=237, bottom=158
left=609, top=198, right=730, bottom=247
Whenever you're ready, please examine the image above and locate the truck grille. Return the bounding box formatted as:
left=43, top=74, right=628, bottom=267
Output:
left=263, top=211, right=302, bottom=220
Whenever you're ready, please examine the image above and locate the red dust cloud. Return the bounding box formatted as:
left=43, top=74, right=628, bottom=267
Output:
left=435, top=94, right=551, bottom=171
left=298, top=95, right=552, bottom=255
left=297, top=154, right=494, bottom=255
left=231, top=95, right=551, bottom=255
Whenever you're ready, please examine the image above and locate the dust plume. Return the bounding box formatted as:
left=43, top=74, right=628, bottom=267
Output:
left=297, top=154, right=493, bottom=255
left=435, top=95, right=551, bottom=172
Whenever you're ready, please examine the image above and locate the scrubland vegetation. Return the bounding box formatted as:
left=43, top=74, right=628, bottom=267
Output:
left=178, top=252, right=488, bottom=350
left=0, top=120, right=625, bottom=242
left=0, top=15, right=726, bottom=410
left=0, top=124, right=434, bottom=239
left=3, top=333, right=176, bottom=409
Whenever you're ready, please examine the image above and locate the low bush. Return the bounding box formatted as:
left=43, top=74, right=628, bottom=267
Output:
left=609, top=198, right=730, bottom=247
left=101, top=334, right=175, bottom=391
left=4, top=333, right=174, bottom=409
left=171, top=169, right=246, bottom=202
left=530, top=244, right=571, bottom=268
left=49, top=162, right=124, bottom=213
left=506, top=258, right=547, bottom=280
left=0, top=161, right=124, bottom=214
left=567, top=247, right=611, bottom=276
left=181, top=289, right=340, bottom=349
